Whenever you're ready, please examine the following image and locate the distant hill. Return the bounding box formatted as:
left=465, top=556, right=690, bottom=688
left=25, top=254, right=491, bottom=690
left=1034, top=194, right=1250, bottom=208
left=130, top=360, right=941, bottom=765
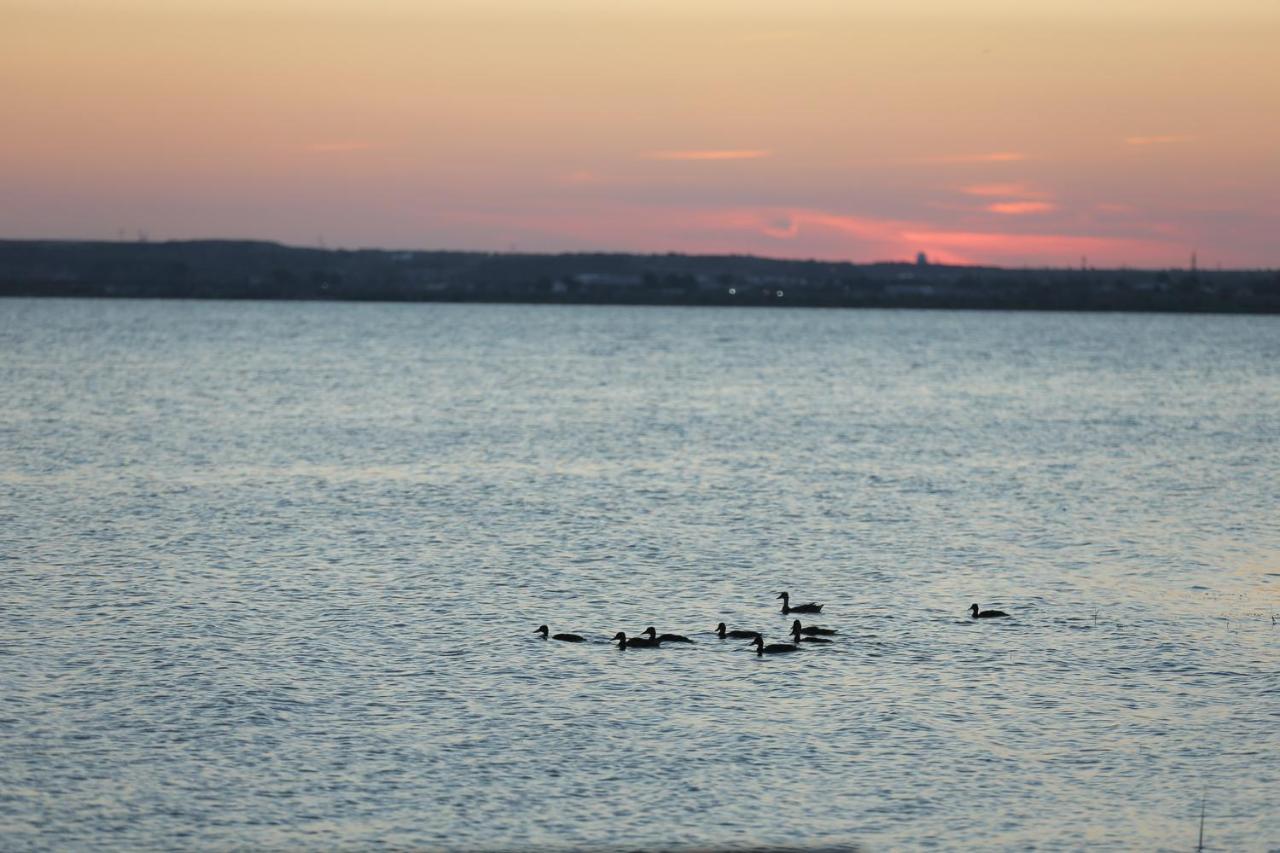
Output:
left=1, top=239, right=1277, bottom=313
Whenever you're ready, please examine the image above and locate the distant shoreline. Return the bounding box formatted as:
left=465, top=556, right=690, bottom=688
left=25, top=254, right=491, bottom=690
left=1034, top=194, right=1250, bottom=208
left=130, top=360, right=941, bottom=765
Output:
left=3, top=239, right=1277, bottom=314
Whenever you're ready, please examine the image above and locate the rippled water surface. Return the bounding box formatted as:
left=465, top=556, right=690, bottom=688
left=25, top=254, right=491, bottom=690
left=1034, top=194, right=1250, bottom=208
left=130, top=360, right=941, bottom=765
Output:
left=1, top=299, right=1277, bottom=851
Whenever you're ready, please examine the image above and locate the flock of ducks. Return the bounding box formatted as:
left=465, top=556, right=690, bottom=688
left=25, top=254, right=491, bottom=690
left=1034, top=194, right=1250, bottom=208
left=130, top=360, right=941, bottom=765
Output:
left=536, top=592, right=1010, bottom=657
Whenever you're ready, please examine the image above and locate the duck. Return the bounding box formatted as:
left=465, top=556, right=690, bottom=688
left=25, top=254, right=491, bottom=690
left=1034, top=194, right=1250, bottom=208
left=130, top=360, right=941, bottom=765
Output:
left=790, top=622, right=833, bottom=644
left=612, top=631, right=661, bottom=649
left=535, top=625, right=585, bottom=642
left=716, top=622, right=762, bottom=640
left=751, top=635, right=798, bottom=655
left=639, top=626, right=693, bottom=643
left=777, top=591, right=823, bottom=614
left=791, top=619, right=836, bottom=636
left=969, top=603, right=1010, bottom=619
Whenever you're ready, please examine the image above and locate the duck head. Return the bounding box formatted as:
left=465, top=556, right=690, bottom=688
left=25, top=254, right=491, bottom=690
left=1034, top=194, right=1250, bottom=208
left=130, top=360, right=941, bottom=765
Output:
left=716, top=622, right=727, bottom=637
left=969, top=603, right=980, bottom=616
left=535, top=625, right=549, bottom=637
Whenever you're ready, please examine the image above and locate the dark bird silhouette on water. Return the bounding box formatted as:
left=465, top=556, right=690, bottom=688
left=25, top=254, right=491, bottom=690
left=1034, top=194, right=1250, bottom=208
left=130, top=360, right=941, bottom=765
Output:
left=791, top=619, right=835, bottom=636
left=791, top=623, right=832, bottom=644
left=716, top=622, right=762, bottom=640
left=751, top=635, right=798, bottom=656
left=536, top=625, right=585, bottom=642
left=639, top=626, right=693, bottom=643
left=613, top=631, right=661, bottom=649
left=969, top=603, right=1010, bottom=619
left=777, top=591, right=823, bottom=614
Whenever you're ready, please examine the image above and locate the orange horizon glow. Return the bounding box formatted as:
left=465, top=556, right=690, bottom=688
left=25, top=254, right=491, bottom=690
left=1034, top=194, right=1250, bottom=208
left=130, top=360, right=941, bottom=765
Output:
left=2, top=1, right=1277, bottom=268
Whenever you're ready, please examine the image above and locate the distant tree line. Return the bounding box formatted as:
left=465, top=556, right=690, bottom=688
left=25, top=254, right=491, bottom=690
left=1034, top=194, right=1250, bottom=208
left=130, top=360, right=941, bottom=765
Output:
left=1, top=239, right=1277, bottom=314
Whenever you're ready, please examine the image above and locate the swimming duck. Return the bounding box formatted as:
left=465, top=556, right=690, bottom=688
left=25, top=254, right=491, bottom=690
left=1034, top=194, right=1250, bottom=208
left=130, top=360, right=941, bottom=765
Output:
left=639, top=627, right=693, bottom=643
left=791, top=619, right=836, bottom=636
left=536, top=625, right=585, bottom=642
left=790, top=623, right=833, bottom=644
left=777, top=592, right=823, bottom=614
left=751, top=635, right=798, bottom=655
left=612, top=631, right=661, bottom=649
left=716, top=622, right=762, bottom=640
left=969, top=603, right=1010, bottom=619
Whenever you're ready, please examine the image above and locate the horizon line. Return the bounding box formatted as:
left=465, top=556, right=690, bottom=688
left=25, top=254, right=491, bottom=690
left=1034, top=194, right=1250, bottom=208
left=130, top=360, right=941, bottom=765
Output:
left=0, top=235, right=1272, bottom=274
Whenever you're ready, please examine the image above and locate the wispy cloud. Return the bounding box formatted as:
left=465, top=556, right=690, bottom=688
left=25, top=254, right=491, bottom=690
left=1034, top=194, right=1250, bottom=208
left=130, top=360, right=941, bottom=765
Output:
left=1124, top=135, right=1193, bottom=146
left=644, top=149, right=772, bottom=161
left=697, top=206, right=1180, bottom=265
left=440, top=203, right=1183, bottom=267
left=961, top=182, right=1048, bottom=199
left=986, top=201, right=1057, bottom=215
left=701, top=208, right=907, bottom=243
left=917, top=151, right=1028, bottom=164
left=901, top=228, right=1176, bottom=266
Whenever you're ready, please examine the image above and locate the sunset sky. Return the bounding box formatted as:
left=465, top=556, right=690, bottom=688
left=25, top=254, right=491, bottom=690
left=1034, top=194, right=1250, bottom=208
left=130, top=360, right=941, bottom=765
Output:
left=3, top=0, right=1277, bottom=267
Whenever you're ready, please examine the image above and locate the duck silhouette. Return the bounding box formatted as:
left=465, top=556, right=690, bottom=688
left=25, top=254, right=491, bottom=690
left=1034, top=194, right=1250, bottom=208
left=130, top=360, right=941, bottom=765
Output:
left=791, top=619, right=836, bottom=636
left=716, top=622, right=762, bottom=640
left=639, top=627, right=693, bottom=643
left=535, top=625, right=585, bottom=642
left=790, top=623, right=833, bottom=644
left=751, top=635, right=798, bottom=656
left=777, top=592, right=823, bottom=614
left=613, top=631, right=661, bottom=649
left=969, top=603, right=1010, bottom=619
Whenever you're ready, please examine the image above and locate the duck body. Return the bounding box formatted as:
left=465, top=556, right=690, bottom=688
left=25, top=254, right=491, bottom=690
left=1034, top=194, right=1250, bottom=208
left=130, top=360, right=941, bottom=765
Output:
left=536, top=625, right=585, bottom=642
left=613, top=631, right=661, bottom=649
left=716, top=622, right=762, bottom=640
left=751, top=636, right=798, bottom=656
left=791, top=619, right=836, bottom=636
left=640, top=626, right=693, bottom=643
left=777, top=592, right=823, bottom=614
left=969, top=603, right=1010, bottom=619
left=790, top=626, right=832, bottom=644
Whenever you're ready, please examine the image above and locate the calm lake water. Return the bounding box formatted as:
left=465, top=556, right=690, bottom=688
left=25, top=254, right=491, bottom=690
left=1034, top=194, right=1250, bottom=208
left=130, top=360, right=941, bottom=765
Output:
left=1, top=298, right=1277, bottom=851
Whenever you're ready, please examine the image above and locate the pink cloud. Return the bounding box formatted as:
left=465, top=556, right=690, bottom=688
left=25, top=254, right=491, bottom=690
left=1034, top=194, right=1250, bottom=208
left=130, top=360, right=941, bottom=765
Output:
left=693, top=208, right=1179, bottom=266
left=901, top=228, right=1177, bottom=266
left=986, top=201, right=1057, bottom=215
left=643, top=149, right=772, bottom=161
left=439, top=203, right=1185, bottom=268
left=961, top=182, right=1048, bottom=199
